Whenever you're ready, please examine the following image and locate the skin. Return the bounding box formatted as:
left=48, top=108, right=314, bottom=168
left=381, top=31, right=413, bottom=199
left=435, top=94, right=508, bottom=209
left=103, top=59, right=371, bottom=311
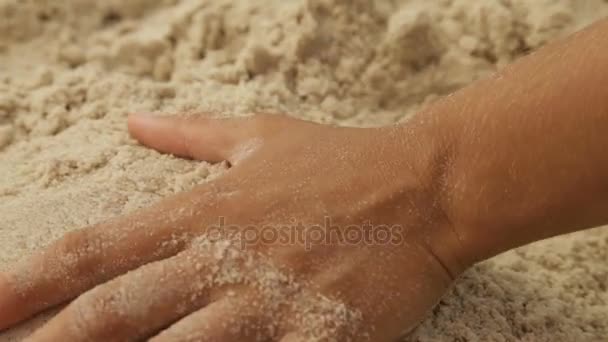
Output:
left=0, top=18, right=607, bottom=342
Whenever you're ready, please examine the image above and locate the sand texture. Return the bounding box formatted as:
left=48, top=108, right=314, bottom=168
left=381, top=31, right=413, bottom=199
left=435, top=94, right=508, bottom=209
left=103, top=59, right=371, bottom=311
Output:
left=1, top=0, right=607, bottom=340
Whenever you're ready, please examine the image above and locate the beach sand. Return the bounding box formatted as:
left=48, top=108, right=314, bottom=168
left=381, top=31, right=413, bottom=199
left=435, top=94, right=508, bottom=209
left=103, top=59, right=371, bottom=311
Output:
left=1, top=0, right=607, bottom=340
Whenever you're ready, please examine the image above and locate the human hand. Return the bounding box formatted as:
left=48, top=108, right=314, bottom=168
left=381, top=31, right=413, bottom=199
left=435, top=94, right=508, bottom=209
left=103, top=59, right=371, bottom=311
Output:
left=0, top=113, right=465, bottom=341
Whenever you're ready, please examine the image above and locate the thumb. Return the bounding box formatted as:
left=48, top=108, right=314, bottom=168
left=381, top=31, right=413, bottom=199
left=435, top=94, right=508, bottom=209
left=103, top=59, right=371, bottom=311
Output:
left=128, top=113, right=252, bottom=164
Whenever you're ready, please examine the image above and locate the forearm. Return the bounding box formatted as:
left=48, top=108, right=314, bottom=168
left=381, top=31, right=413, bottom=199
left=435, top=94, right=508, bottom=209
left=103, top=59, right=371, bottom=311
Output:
left=409, top=19, right=608, bottom=267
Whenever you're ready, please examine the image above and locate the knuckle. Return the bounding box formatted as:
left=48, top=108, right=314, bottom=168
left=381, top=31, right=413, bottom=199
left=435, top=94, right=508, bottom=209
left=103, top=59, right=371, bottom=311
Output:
left=51, top=229, right=102, bottom=285
left=69, top=289, right=118, bottom=339
left=55, top=229, right=92, bottom=254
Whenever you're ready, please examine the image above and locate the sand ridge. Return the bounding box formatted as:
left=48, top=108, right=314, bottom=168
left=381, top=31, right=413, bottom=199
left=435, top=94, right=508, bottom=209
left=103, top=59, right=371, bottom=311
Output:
left=1, top=0, right=607, bottom=340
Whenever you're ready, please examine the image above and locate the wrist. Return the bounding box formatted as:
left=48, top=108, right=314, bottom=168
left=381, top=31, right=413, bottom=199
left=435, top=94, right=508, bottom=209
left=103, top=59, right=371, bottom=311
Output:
left=380, top=114, right=473, bottom=278
left=416, top=19, right=608, bottom=268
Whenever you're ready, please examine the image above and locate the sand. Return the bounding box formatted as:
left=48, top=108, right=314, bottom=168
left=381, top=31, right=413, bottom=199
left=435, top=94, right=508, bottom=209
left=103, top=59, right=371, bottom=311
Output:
left=0, top=0, right=607, bottom=340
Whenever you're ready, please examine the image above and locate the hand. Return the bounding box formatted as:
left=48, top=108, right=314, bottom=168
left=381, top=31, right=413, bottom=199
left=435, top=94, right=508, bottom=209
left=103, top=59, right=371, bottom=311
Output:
left=0, top=113, right=465, bottom=341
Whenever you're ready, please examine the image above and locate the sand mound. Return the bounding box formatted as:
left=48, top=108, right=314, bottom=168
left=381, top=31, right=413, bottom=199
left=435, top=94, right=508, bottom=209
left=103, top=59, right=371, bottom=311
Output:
left=1, top=0, right=607, bottom=340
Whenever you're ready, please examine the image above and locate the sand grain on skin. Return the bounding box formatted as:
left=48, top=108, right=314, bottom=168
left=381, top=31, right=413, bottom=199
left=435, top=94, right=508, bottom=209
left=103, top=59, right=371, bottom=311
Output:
left=1, top=0, right=608, bottom=341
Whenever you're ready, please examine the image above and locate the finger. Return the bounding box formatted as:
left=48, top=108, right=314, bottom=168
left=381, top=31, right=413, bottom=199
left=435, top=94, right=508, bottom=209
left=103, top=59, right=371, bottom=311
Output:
left=0, top=188, right=211, bottom=330
left=128, top=113, right=264, bottom=164
left=150, top=294, right=270, bottom=342
left=26, top=248, right=217, bottom=342
left=0, top=273, right=22, bottom=329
